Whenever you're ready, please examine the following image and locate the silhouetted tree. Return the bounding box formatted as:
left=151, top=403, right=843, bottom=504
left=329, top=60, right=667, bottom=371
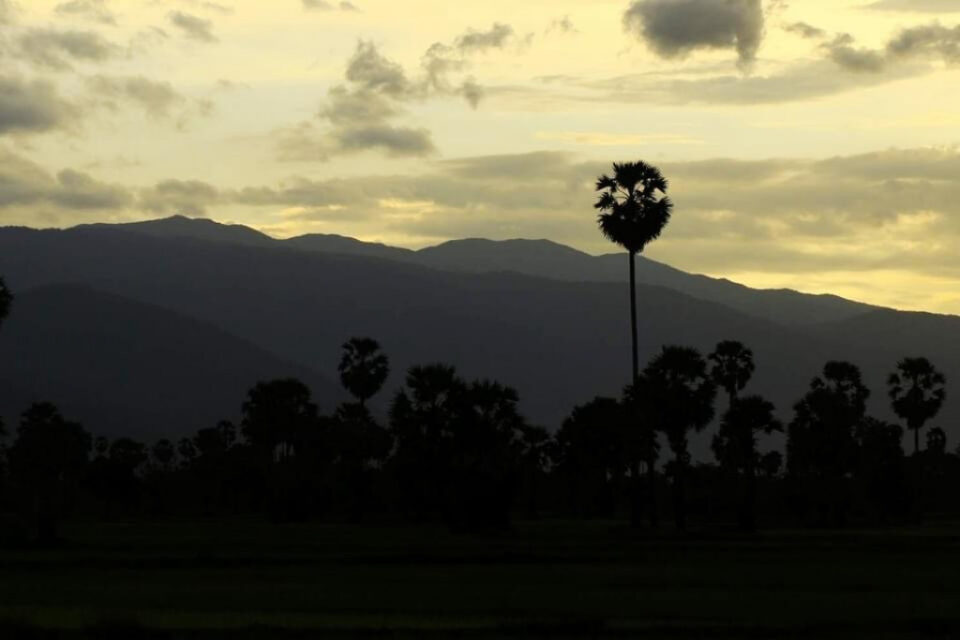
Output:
left=926, top=427, right=947, bottom=456
left=150, top=439, right=176, bottom=472
left=0, top=276, right=11, bottom=328
left=554, top=397, right=628, bottom=518
left=338, top=337, right=390, bottom=408
left=643, top=346, right=716, bottom=530
left=787, top=361, right=869, bottom=526
left=241, top=379, right=318, bottom=461
left=517, top=423, right=552, bottom=517
left=447, top=380, right=530, bottom=530
left=389, top=364, right=464, bottom=520
left=595, top=161, right=673, bottom=384
left=713, top=395, right=782, bottom=531
left=326, top=403, right=392, bottom=520
left=759, top=451, right=782, bottom=479
left=194, top=421, right=237, bottom=459
left=888, top=357, right=946, bottom=456
left=854, top=417, right=907, bottom=522
left=190, top=421, right=239, bottom=514
left=177, top=437, right=197, bottom=467
left=7, top=403, right=91, bottom=543
left=709, top=341, right=755, bottom=408
left=389, top=365, right=529, bottom=529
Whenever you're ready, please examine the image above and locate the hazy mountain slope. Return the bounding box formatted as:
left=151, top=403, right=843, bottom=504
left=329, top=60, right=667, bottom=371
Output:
left=0, top=283, right=341, bottom=439
left=0, top=226, right=946, bottom=446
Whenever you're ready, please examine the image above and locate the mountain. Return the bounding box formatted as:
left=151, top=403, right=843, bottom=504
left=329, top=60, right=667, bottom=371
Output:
left=0, top=224, right=955, bottom=453
left=79, top=216, right=874, bottom=326
left=75, top=215, right=274, bottom=247
left=0, top=284, right=341, bottom=439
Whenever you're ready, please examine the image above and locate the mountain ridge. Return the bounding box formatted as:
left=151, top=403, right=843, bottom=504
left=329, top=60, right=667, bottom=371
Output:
left=49, top=215, right=881, bottom=327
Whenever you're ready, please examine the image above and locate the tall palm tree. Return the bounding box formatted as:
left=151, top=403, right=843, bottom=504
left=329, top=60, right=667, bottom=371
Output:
left=709, top=340, right=755, bottom=408
left=888, top=357, right=945, bottom=455
left=338, top=337, right=390, bottom=409
left=595, top=161, right=673, bottom=383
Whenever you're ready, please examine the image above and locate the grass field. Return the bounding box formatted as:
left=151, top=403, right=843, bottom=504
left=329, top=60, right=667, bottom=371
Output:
left=1, top=519, right=959, bottom=638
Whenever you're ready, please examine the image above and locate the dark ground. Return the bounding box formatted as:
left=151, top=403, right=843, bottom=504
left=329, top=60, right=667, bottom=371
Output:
left=2, top=519, right=959, bottom=638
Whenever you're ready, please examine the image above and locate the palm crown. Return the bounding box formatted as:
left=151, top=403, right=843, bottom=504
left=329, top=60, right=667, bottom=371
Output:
left=595, top=161, right=673, bottom=254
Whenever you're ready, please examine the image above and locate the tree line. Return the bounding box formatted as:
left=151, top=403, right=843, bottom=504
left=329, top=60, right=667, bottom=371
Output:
left=1, top=311, right=958, bottom=543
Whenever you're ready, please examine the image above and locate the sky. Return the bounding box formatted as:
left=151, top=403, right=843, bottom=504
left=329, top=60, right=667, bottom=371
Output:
left=1, top=0, right=960, bottom=313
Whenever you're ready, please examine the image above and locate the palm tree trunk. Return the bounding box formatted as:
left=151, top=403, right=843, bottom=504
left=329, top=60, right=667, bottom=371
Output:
left=629, top=251, right=639, bottom=384
left=914, top=427, right=919, bottom=456
left=629, top=251, right=658, bottom=527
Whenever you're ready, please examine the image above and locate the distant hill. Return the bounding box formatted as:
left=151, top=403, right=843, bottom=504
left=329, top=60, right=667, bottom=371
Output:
left=79, top=216, right=875, bottom=326
left=0, top=223, right=955, bottom=455
left=0, top=284, right=342, bottom=439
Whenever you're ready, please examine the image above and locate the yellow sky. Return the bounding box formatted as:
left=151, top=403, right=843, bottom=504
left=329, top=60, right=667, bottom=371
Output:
left=2, top=0, right=960, bottom=313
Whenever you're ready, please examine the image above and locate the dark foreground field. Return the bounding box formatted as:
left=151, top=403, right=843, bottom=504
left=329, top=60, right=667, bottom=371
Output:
left=2, top=520, right=960, bottom=638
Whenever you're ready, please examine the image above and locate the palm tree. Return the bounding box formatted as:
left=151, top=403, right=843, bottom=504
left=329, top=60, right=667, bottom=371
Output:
left=888, top=357, right=946, bottom=455
left=595, top=161, right=673, bottom=383
left=714, top=395, right=781, bottom=531
left=338, top=337, right=390, bottom=409
left=709, top=341, right=755, bottom=408
left=787, top=361, right=869, bottom=526
left=642, top=346, right=715, bottom=530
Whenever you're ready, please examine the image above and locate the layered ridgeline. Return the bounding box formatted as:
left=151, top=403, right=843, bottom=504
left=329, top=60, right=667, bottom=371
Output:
left=0, top=217, right=955, bottom=449
left=78, top=215, right=874, bottom=326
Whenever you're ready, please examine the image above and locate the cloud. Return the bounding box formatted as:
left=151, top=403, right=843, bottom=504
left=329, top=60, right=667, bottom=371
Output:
left=54, top=0, right=116, bottom=25
left=277, top=34, right=513, bottom=162
left=139, top=179, right=219, bottom=216
left=334, top=124, right=434, bottom=156
left=865, top=0, right=960, bottom=12
left=17, top=29, right=119, bottom=70
left=455, top=22, right=515, bottom=53
left=783, top=21, right=826, bottom=39
left=168, top=10, right=217, bottom=43
left=825, top=23, right=960, bottom=73
left=623, top=0, right=765, bottom=69
left=346, top=40, right=414, bottom=97
left=87, top=75, right=186, bottom=118
left=0, top=148, right=131, bottom=212
left=823, top=34, right=888, bottom=73
left=0, top=76, right=77, bottom=134
left=275, top=117, right=435, bottom=161
left=420, top=23, right=519, bottom=106
left=582, top=59, right=922, bottom=105
left=302, top=0, right=360, bottom=10
left=547, top=16, right=578, bottom=35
